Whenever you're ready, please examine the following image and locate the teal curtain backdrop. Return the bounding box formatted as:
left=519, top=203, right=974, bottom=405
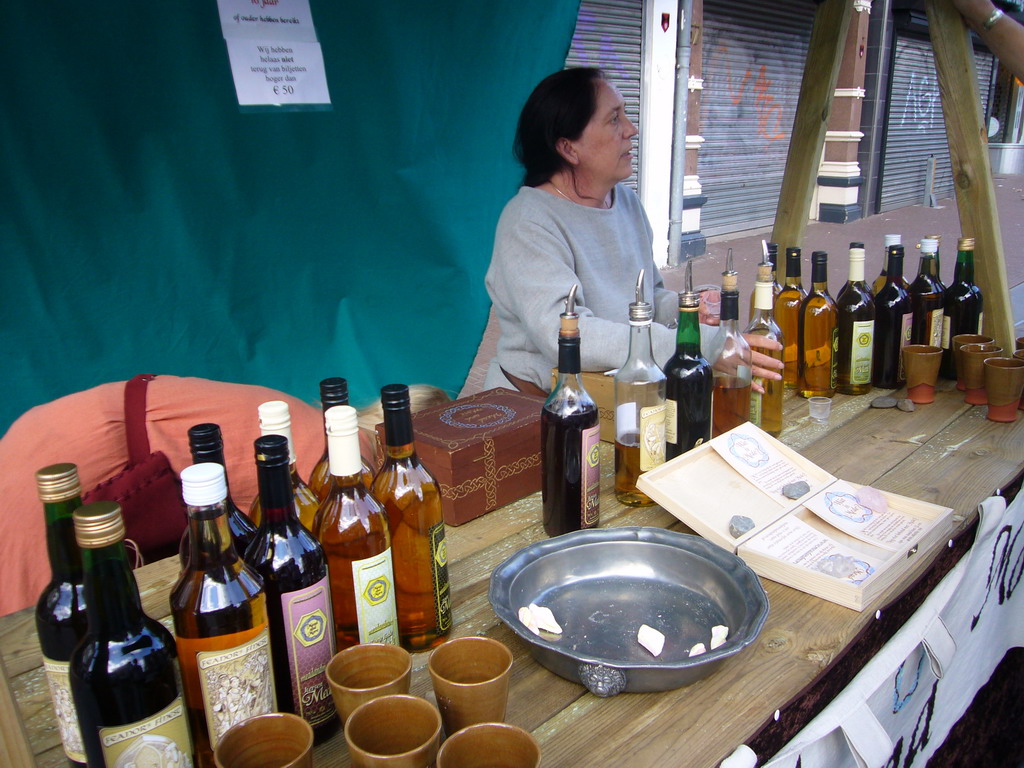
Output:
left=0, top=2, right=581, bottom=433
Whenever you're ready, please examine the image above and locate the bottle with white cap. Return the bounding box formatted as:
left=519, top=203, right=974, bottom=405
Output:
left=249, top=400, right=321, bottom=530
left=873, top=234, right=909, bottom=295
left=170, top=463, right=273, bottom=768
left=312, top=405, right=398, bottom=649
left=909, top=236, right=946, bottom=347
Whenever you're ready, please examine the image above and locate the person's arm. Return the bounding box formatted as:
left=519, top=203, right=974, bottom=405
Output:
left=949, top=0, right=1024, bottom=81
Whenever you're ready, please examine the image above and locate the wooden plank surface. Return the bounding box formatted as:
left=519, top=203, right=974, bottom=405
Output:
left=770, top=0, right=854, bottom=272
left=3, top=388, right=1023, bottom=767
left=925, top=0, right=1015, bottom=353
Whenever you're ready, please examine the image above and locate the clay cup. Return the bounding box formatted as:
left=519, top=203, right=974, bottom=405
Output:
left=983, top=357, right=1024, bottom=422
left=959, top=343, right=1002, bottom=405
left=344, top=694, right=442, bottom=768
left=901, top=345, right=943, bottom=404
left=951, top=334, right=994, bottom=390
left=428, top=636, right=513, bottom=736
left=214, top=712, right=313, bottom=768
left=326, top=643, right=412, bottom=724
left=436, top=723, right=542, bottom=768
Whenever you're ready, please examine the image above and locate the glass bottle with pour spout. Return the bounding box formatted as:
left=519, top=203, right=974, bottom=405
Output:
left=614, top=270, right=667, bottom=506
left=542, top=285, right=601, bottom=536
left=707, top=250, right=752, bottom=436
left=663, top=260, right=713, bottom=457
left=744, top=250, right=785, bottom=435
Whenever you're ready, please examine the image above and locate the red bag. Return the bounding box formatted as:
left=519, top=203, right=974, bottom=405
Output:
left=83, top=374, right=186, bottom=564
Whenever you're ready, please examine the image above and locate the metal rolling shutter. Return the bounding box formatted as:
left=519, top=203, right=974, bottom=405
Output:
left=879, top=37, right=995, bottom=212
left=699, top=0, right=817, bottom=236
left=566, top=0, right=644, bottom=188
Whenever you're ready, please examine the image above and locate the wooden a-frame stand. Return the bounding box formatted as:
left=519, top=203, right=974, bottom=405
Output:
left=770, top=0, right=1015, bottom=352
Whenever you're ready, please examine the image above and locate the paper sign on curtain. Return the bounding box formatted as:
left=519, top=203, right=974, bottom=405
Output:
left=217, top=0, right=331, bottom=108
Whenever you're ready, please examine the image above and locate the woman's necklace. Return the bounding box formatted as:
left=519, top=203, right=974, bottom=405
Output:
left=550, top=182, right=609, bottom=209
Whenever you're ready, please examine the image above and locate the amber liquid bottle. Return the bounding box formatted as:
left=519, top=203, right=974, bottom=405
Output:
left=774, top=247, right=806, bottom=389
left=541, top=285, right=601, bottom=535
left=250, top=400, right=321, bottom=530
left=309, top=377, right=374, bottom=500
left=372, top=384, right=453, bottom=651
left=748, top=242, right=780, bottom=320
left=34, top=464, right=88, bottom=768
left=940, top=237, right=984, bottom=379
left=614, top=270, right=666, bottom=507
left=179, top=423, right=258, bottom=568
left=707, top=269, right=752, bottom=436
left=873, top=245, right=912, bottom=388
left=171, top=463, right=272, bottom=768
left=70, top=502, right=193, bottom=768
left=798, top=251, right=838, bottom=398
left=245, top=435, right=338, bottom=742
left=744, top=262, right=785, bottom=435
left=314, top=405, right=399, bottom=650
left=909, top=237, right=946, bottom=347
left=835, top=244, right=876, bottom=396
left=664, top=262, right=713, bottom=457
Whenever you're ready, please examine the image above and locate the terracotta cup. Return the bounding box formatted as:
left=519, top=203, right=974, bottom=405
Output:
left=951, top=334, right=994, bottom=391
left=901, top=345, right=943, bottom=404
left=983, top=357, right=1024, bottom=422
left=436, top=723, right=541, bottom=768
left=344, top=694, right=442, bottom=768
left=959, top=343, right=1003, bottom=405
left=326, top=643, right=412, bottom=724
left=214, top=712, right=313, bottom=768
left=1016, top=336, right=1024, bottom=351
left=1015, top=350, right=1024, bottom=409
left=428, top=636, right=513, bottom=736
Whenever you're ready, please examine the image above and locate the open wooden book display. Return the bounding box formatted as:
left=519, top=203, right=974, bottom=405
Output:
left=637, top=422, right=954, bottom=610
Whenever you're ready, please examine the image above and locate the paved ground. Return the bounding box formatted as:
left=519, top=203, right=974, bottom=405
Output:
left=461, top=174, right=1024, bottom=397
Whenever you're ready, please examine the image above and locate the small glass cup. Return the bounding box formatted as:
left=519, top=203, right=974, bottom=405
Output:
left=808, top=396, right=832, bottom=424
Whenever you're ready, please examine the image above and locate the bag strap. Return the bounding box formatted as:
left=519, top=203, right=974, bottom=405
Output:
left=124, top=374, right=157, bottom=464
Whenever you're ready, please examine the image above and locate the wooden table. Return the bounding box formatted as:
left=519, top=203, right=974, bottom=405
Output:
left=4, top=381, right=1023, bottom=767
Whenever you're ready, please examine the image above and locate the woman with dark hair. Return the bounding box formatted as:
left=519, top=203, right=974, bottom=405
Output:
left=484, top=68, right=782, bottom=395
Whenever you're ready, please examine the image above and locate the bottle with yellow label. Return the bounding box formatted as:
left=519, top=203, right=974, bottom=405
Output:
left=372, top=384, right=453, bottom=651
left=313, top=405, right=398, bottom=650
left=35, top=463, right=88, bottom=768
left=69, top=501, right=193, bottom=768
left=172, top=463, right=274, bottom=767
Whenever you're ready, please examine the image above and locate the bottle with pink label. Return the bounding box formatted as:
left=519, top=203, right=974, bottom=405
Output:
left=245, top=434, right=338, bottom=743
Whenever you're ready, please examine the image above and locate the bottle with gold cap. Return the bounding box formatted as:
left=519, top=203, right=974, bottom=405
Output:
left=314, top=405, right=398, bottom=650
left=69, top=501, right=193, bottom=768
left=245, top=434, right=338, bottom=742
left=744, top=257, right=785, bottom=435
left=541, top=285, right=601, bottom=536
left=308, top=378, right=374, bottom=500
left=249, top=400, right=320, bottom=530
left=171, top=463, right=273, bottom=768
left=941, top=237, right=984, bottom=379
left=34, top=463, right=89, bottom=768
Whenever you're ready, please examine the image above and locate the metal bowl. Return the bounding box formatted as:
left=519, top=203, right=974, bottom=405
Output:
left=488, top=526, right=769, bottom=696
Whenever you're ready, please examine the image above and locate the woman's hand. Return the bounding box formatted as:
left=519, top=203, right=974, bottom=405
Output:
left=744, top=334, right=784, bottom=394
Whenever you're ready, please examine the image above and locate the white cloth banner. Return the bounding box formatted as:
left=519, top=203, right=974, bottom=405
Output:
left=723, top=488, right=1024, bottom=768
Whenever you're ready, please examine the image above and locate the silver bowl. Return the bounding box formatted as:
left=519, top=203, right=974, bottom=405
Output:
left=488, top=526, right=769, bottom=696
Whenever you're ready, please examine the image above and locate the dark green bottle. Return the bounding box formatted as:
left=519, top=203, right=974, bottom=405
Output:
left=34, top=463, right=88, bottom=768
left=70, top=501, right=192, bottom=768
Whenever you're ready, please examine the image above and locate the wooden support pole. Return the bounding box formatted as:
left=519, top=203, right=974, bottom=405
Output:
left=926, top=0, right=1015, bottom=352
left=771, top=0, right=854, bottom=277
